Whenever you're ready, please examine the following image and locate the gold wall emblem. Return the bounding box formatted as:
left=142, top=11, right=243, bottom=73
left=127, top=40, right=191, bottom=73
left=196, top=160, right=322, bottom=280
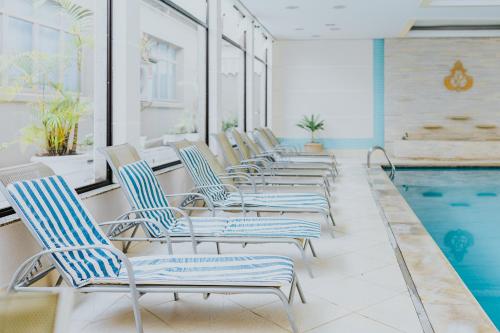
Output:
left=444, top=60, right=473, bottom=92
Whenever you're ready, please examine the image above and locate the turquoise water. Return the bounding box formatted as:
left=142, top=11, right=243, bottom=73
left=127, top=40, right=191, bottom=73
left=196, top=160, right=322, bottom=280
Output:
left=392, top=168, right=500, bottom=328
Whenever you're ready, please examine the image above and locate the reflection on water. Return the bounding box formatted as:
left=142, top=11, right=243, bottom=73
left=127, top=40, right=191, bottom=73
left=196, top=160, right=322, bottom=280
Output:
left=444, top=229, right=474, bottom=262
left=393, top=168, right=500, bottom=329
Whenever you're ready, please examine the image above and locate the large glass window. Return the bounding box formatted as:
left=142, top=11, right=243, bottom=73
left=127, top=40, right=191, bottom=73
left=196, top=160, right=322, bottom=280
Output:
left=138, top=0, right=207, bottom=167
left=0, top=0, right=109, bottom=210
left=253, top=58, right=267, bottom=130
left=220, top=40, right=245, bottom=132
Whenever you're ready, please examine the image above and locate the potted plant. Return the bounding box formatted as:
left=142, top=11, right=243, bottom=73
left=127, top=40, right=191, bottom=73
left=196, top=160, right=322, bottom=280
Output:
left=297, top=114, right=325, bottom=153
left=222, top=117, right=238, bottom=132
left=0, top=0, right=94, bottom=183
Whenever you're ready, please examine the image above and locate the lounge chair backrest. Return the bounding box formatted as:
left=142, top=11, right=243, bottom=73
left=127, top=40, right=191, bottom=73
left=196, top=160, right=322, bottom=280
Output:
left=254, top=129, right=275, bottom=152
left=100, top=143, right=141, bottom=173
left=0, top=164, right=121, bottom=288
left=240, top=132, right=264, bottom=156
left=213, top=133, right=241, bottom=166
left=177, top=145, right=229, bottom=202
left=100, top=144, right=175, bottom=237
left=118, top=160, right=176, bottom=237
left=231, top=130, right=252, bottom=160
left=263, top=127, right=280, bottom=146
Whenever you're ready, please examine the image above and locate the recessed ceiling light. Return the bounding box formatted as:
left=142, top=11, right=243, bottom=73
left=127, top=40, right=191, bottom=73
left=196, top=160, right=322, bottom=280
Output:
left=285, top=5, right=299, bottom=9
left=330, top=27, right=340, bottom=31
left=325, top=23, right=336, bottom=27
left=312, top=34, right=321, bottom=38
left=333, top=5, right=346, bottom=9
left=295, top=27, right=305, bottom=31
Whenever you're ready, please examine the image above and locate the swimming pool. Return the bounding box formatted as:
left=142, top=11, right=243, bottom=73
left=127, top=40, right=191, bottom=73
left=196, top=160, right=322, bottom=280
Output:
left=392, top=168, right=500, bottom=328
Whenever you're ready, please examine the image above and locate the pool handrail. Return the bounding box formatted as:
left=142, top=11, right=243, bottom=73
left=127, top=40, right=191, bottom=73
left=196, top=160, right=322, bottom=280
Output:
left=367, top=146, right=396, bottom=180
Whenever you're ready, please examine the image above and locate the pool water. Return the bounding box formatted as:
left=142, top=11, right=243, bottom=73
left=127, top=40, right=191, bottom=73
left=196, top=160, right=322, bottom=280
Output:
left=392, top=168, right=500, bottom=328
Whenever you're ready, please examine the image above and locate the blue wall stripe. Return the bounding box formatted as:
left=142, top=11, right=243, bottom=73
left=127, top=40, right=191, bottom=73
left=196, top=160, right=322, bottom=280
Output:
left=279, top=39, right=385, bottom=150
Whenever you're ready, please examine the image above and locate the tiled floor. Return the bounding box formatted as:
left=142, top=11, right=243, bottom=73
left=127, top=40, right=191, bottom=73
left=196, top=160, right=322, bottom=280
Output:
left=70, top=157, right=424, bottom=333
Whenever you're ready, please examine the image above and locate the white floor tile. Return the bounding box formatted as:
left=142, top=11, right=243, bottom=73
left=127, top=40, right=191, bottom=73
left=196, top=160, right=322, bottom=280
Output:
left=359, top=293, right=423, bottom=333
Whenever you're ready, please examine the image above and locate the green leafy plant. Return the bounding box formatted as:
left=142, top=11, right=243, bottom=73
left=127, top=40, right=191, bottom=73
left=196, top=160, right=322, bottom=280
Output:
left=21, top=83, right=87, bottom=156
left=297, top=114, right=325, bottom=143
left=0, top=0, right=93, bottom=156
left=222, top=118, right=238, bottom=132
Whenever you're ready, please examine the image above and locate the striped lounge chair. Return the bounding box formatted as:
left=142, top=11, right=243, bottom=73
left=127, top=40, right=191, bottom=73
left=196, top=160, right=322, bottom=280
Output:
left=212, top=132, right=333, bottom=198
left=232, top=129, right=338, bottom=179
left=254, top=128, right=338, bottom=168
left=262, top=127, right=337, bottom=161
left=100, top=144, right=320, bottom=277
left=171, top=143, right=336, bottom=231
left=0, top=163, right=305, bottom=333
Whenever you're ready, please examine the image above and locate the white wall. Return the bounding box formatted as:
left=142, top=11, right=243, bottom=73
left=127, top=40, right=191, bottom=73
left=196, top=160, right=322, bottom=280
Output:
left=272, top=40, right=374, bottom=144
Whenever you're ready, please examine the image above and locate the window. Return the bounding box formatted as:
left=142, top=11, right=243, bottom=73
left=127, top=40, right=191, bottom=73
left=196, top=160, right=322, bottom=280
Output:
left=141, top=35, right=178, bottom=102
left=220, top=40, right=245, bottom=132
left=0, top=0, right=110, bottom=211
left=137, top=0, right=207, bottom=168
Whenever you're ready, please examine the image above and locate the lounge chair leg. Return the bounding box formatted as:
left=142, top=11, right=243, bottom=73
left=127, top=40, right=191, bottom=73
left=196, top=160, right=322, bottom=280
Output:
left=295, top=275, right=307, bottom=304
left=329, top=212, right=336, bottom=226
left=288, top=277, right=297, bottom=304
left=174, top=293, right=179, bottom=301
left=216, top=242, right=221, bottom=254
left=308, top=240, right=318, bottom=258
left=296, top=241, right=314, bottom=278
left=123, top=224, right=140, bottom=254
left=129, top=288, right=143, bottom=333
left=54, top=274, right=63, bottom=287
left=274, top=289, right=299, bottom=333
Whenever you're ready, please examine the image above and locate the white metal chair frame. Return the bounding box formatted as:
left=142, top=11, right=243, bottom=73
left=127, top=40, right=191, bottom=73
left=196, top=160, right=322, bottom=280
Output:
left=212, top=133, right=333, bottom=198
left=100, top=144, right=319, bottom=277
left=0, top=163, right=306, bottom=333
left=170, top=142, right=336, bottom=233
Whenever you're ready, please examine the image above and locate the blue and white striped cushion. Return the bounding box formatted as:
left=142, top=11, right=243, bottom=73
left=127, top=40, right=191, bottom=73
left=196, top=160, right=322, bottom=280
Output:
left=220, top=192, right=329, bottom=212
left=7, top=176, right=121, bottom=288
left=179, top=146, right=229, bottom=202
left=119, top=160, right=175, bottom=237
left=93, top=254, right=295, bottom=287
left=171, top=217, right=321, bottom=239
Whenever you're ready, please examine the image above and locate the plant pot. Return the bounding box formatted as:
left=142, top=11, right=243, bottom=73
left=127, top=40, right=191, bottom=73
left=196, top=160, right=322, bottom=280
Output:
left=304, top=142, right=324, bottom=153
left=31, top=153, right=94, bottom=187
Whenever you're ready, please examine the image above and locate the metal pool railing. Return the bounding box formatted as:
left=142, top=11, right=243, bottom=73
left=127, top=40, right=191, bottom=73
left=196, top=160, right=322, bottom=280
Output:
left=367, top=146, right=396, bottom=180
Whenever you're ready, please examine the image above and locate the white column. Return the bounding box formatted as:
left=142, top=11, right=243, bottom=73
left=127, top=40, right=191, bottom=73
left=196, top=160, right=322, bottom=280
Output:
left=112, top=0, right=141, bottom=147
left=207, top=0, right=222, bottom=148
left=245, top=21, right=255, bottom=131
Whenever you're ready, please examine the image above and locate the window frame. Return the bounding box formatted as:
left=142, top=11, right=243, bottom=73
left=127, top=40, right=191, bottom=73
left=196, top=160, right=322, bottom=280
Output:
left=0, top=0, right=114, bottom=218
left=221, top=34, right=246, bottom=131
left=254, top=54, right=268, bottom=127
left=147, top=0, right=209, bottom=171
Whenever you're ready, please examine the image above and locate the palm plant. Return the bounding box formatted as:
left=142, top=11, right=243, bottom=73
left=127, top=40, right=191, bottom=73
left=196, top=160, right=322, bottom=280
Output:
left=21, top=83, right=87, bottom=156
left=297, top=114, right=325, bottom=143
left=3, top=0, right=94, bottom=156
left=222, top=118, right=238, bottom=132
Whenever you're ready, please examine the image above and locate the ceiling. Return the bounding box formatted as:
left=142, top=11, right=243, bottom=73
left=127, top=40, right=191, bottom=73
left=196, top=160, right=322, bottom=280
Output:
left=239, top=0, right=500, bottom=40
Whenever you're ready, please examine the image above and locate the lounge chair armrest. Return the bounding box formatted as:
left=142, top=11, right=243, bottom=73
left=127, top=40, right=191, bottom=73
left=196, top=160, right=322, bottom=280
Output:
left=225, top=165, right=268, bottom=183
left=191, top=184, right=247, bottom=215
left=115, top=207, right=198, bottom=253
left=219, top=173, right=257, bottom=192
left=163, top=192, right=215, bottom=214
left=7, top=245, right=139, bottom=295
